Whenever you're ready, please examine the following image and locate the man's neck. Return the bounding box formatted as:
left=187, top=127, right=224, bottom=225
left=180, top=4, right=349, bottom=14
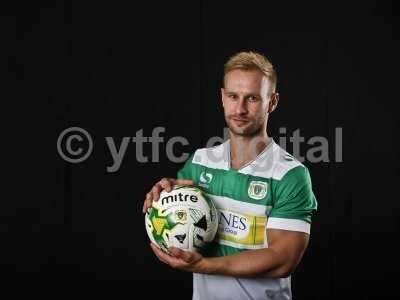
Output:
left=229, top=133, right=271, bottom=170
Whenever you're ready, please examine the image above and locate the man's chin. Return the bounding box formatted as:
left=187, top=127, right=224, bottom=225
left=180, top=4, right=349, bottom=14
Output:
left=228, top=126, right=252, bottom=137
left=225, top=119, right=261, bottom=137
left=227, top=123, right=264, bottom=137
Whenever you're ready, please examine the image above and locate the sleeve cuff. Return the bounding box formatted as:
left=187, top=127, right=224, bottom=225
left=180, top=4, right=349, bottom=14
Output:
left=266, top=217, right=311, bottom=234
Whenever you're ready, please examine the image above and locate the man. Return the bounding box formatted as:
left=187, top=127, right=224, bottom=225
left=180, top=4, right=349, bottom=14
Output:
left=142, top=51, right=317, bottom=300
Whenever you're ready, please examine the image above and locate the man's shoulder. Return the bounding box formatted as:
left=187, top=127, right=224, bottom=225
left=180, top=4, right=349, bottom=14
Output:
left=244, top=141, right=306, bottom=181
left=189, top=141, right=229, bottom=170
left=270, top=143, right=306, bottom=180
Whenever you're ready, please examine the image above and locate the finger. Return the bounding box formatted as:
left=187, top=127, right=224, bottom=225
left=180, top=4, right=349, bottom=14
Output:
left=174, top=179, right=194, bottom=186
left=151, top=244, right=189, bottom=269
left=151, top=184, right=163, bottom=202
left=159, top=178, right=173, bottom=192
left=169, top=247, right=193, bottom=263
left=142, top=192, right=153, bottom=213
left=150, top=243, right=177, bottom=265
left=150, top=243, right=168, bottom=263
left=150, top=244, right=168, bottom=264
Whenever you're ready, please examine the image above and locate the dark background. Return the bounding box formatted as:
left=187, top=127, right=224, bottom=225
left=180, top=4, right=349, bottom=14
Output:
left=2, top=1, right=399, bottom=299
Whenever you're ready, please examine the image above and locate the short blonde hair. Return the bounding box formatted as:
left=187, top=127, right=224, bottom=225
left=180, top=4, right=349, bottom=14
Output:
left=224, top=51, right=277, bottom=94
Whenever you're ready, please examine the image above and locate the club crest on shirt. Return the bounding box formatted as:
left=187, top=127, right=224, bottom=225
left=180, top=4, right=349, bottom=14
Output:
left=248, top=181, right=268, bottom=200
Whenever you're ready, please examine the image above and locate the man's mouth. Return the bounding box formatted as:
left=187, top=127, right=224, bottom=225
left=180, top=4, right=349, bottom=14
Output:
left=231, top=118, right=250, bottom=126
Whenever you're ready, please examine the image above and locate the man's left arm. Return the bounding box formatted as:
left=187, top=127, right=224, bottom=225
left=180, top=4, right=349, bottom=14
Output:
left=151, top=228, right=308, bottom=278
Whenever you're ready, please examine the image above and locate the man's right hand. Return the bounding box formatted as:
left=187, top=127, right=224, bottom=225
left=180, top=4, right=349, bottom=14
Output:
left=142, top=178, right=194, bottom=213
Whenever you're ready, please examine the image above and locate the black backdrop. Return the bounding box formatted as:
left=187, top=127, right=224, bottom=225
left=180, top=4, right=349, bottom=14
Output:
left=2, top=1, right=399, bottom=299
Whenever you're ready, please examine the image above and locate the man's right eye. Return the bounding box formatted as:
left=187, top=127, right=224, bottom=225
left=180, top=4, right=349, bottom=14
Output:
left=228, top=94, right=237, bottom=100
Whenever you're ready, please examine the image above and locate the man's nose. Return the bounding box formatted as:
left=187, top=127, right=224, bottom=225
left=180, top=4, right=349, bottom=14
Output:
left=235, top=98, right=248, bottom=115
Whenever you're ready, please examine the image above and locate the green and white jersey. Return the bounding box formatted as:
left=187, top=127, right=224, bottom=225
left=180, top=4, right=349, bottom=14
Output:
left=177, top=139, right=317, bottom=300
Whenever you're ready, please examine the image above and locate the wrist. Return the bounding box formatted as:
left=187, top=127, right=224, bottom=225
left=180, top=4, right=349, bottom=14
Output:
left=198, top=256, right=222, bottom=275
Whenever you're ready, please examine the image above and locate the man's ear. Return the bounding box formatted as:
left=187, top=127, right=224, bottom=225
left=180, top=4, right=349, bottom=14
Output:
left=221, top=88, right=225, bottom=107
left=268, top=92, right=279, bottom=113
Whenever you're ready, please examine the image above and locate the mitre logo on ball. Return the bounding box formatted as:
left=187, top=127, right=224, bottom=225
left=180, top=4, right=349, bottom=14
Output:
left=145, top=185, right=218, bottom=253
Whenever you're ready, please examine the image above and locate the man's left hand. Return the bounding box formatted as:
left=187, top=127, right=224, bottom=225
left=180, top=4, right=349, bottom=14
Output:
left=150, top=243, right=206, bottom=273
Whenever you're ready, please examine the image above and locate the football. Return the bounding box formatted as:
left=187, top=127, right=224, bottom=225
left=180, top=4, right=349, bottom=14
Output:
left=145, top=185, right=218, bottom=253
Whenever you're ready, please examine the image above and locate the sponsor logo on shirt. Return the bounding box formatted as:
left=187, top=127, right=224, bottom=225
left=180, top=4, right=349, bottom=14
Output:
left=219, top=210, right=249, bottom=238
left=248, top=181, right=268, bottom=200
left=217, top=209, right=266, bottom=248
left=199, top=171, right=213, bottom=188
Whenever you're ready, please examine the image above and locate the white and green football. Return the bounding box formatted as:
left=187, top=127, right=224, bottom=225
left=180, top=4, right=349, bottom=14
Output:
left=145, top=185, right=218, bottom=253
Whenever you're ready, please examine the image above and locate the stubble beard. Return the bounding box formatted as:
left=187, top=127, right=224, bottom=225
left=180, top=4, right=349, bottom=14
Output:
left=225, top=114, right=266, bottom=138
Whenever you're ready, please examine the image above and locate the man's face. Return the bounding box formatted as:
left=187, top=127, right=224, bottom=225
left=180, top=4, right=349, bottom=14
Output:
left=222, top=69, right=276, bottom=137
